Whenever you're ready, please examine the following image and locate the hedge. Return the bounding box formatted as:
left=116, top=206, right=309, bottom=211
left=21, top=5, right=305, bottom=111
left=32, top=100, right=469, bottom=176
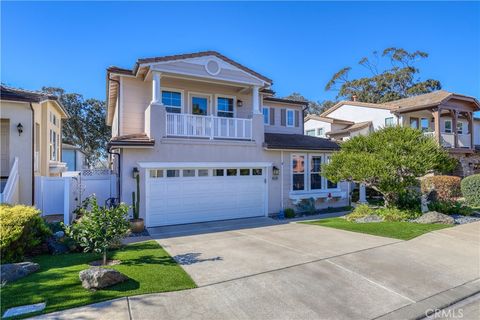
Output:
left=0, top=205, right=51, bottom=263
left=461, top=174, right=480, bottom=207
left=421, top=175, right=462, bottom=202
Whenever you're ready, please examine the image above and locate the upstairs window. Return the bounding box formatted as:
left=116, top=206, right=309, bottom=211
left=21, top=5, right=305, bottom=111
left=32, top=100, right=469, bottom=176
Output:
left=317, top=128, right=324, bottom=137
left=306, top=129, right=315, bottom=136
left=457, top=122, right=464, bottom=134
left=287, top=109, right=295, bottom=127
left=420, top=118, right=430, bottom=132
left=217, top=97, right=234, bottom=118
left=162, top=91, right=182, bottom=113
left=263, top=107, right=270, bottom=125
left=385, top=117, right=394, bottom=127
left=444, top=120, right=452, bottom=133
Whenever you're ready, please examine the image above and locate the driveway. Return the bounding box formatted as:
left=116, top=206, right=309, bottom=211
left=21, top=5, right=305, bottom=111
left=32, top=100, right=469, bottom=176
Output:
left=36, top=218, right=480, bottom=320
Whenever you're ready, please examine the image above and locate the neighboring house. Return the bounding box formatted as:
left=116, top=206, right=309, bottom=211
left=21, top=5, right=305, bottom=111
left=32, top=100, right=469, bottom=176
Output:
left=62, top=143, right=87, bottom=171
left=105, top=51, right=348, bottom=227
left=305, top=91, right=480, bottom=176
left=0, top=85, right=69, bottom=205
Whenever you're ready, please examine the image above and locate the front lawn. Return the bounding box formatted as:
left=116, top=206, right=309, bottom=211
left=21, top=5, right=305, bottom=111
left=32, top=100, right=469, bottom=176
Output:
left=302, top=218, right=452, bottom=240
left=1, top=240, right=196, bottom=318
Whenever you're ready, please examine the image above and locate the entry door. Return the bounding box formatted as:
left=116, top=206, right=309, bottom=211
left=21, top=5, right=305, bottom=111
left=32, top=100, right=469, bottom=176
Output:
left=0, top=120, right=10, bottom=176
left=191, top=95, right=210, bottom=116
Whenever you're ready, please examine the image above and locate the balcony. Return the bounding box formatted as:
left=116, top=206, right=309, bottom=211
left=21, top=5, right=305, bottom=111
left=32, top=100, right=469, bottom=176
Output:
left=166, top=113, right=253, bottom=140
left=423, top=132, right=472, bottom=149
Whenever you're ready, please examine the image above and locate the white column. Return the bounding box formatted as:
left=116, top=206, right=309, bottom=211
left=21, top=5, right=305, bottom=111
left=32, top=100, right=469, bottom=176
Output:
left=359, top=183, right=367, bottom=204
left=252, top=86, right=261, bottom=114
left=151, top=71, right=162, bottom=104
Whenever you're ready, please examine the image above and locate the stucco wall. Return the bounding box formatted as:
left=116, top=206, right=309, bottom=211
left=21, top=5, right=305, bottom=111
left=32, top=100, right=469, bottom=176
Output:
left=304, top=119, right=331, bottom=137
left=263, top=102, right=303, bottom=135
left=328, top=105, right=396, bottom=130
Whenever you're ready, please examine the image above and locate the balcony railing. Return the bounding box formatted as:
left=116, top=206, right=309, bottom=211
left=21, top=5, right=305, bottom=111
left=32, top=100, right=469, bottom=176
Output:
left=166, top=113, right=253, bottom=140
left=423, top=132, right=471, bottom=148
left=458, top=134, right=471, bottom=148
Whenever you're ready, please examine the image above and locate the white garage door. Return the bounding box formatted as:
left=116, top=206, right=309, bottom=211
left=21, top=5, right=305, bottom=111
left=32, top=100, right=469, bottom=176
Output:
left=146, top=166, right=267, bottom=227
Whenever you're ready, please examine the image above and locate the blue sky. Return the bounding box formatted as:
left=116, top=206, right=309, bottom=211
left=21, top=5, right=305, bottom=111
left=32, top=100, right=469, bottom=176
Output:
left=2, top=1, right=479, bottom=111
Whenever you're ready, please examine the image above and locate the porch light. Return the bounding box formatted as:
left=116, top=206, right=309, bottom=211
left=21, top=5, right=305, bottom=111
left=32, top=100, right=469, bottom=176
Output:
left=237, top=100, right=243, bottom=108
left=17, top=123, right=23, bottom=136
left=132, top=167, right=139, bottom=179
left=272, top=166, right=280, bottom=176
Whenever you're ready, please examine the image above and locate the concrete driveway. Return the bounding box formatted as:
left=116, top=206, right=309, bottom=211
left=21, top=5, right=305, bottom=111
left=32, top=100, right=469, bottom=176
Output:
left=36, top=218, right=480, bottom=320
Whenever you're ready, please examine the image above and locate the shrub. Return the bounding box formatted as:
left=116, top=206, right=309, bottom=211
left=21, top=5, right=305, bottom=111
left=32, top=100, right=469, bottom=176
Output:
left=296, top=198, right=316, bottom=215
left=64, top=197, right=130, bottom=265
left=376, top=207, right=421, bottom=222
left=346, top=204, right=374, bottom=222
left=284, top=208, right=295, bottom=219
left=428, top=200, right=473, bottom=216
left=421, top=176, right=462, bottom=202
left=0, top=205, right=51, bottom=263
left=396, top=189, right=421, bottom=212
left=461, top=174, right=480, bottom=207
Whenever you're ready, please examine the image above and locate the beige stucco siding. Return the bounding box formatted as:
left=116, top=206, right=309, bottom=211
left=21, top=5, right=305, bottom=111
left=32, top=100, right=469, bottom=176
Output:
left=263, top=102, right=304, bottom=135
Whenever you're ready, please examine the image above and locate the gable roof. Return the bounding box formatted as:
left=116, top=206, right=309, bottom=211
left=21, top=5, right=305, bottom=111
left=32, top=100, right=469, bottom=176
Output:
left=327, top=121, right=372, bottom=136
left=320, top=100, right=396, bottom=117
left=304, top=114, right=354, bottom=125
left=263, top=133, right=339, bottom=151
left=385, top=90, right=480, bottom=111
left=133, top=51, right=273, bottom=84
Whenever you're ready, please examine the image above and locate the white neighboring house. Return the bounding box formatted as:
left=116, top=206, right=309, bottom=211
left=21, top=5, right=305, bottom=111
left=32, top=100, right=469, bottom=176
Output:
left=305, top=91, right=480, bottom=176
left=62, top=143, right=87, bottom=172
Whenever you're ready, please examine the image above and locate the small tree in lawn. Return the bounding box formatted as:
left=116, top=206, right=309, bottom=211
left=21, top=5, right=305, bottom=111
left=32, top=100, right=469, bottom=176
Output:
left=65, top=197, right=130, bottom=265
left=322, top=126, right=456, bottom=207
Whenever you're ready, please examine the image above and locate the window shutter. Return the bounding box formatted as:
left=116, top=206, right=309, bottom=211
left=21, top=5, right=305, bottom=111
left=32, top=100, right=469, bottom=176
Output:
left=295, top=110, right=300, bottom=127
left=270, top=108, right=275, bottom=125
left=281, top=109, right=286, bottom=126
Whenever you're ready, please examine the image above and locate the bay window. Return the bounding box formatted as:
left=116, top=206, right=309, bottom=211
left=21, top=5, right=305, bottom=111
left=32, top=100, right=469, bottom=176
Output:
left=310, top=156, right=322, bottom=190
left=292, top=154, right=305, bottom=191
left=291, top=153, right=339, bottom=192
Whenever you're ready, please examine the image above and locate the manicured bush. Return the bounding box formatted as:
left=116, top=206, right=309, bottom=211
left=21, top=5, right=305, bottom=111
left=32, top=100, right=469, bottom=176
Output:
left=396, top=190, right=421, bottom=212
left=376, top=207, right=421, bottom=222
left=346, top=204, right=374, bottom=221
left=461, top=174, right=480, bottom=207
left=284, top=208, right=295, bottom=219
left=0, top=204, right=51, bottom=263
left=428, top=200, right=474, bottom=216
left=421, top=176, right=462, bottom=202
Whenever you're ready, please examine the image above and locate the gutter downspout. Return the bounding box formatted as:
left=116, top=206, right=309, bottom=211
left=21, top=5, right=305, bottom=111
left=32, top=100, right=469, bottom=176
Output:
left=108, top=148, right=121, bottom=201
left=29, top=103, right=35, bottom=205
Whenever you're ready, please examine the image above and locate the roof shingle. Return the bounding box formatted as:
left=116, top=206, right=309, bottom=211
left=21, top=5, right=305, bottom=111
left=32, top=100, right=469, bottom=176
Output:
left=264, top=133, right=339, bottom=151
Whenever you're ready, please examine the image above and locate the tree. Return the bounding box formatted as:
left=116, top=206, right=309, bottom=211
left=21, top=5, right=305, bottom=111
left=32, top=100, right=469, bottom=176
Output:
left=284, top=92, right=333, bottom=115
left=42, top=87, right=110, bottom=167
left=64, top=197, right=130, bottom=265
left=324, top=47, right=442, bottom=103
left=322, top=126, right=456, bottom=207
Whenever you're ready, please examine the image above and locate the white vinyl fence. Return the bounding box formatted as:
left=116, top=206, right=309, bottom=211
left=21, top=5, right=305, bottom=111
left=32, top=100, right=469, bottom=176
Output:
left=35, top=170, right=117, bottom=224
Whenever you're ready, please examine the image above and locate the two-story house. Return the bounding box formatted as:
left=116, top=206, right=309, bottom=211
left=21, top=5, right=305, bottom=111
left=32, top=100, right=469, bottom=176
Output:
left=106, top=51, right=348, bottom=227
left=304, top=91, right=480, bottom=176
left=0, top=85, right=69, bottom=205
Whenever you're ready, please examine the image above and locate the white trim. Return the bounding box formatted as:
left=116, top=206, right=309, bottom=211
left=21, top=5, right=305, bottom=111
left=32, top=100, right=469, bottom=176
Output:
left=290, top=152, right=340, bottom=193
left=205, top=59, right=221, bottom=76
left=161, top=87, right=185, bottom=113
left=286, top=109, right=295, bottom=127
left=187, top=91, right=213, bottom=115
left=308, top=153, right=323, bottom=191
left=119, top=76, right=124, bottom=136
left=138, top=161, right=273, bottom=169
left=214, top=94, right=237, bottom=118
left=291, top=153, right=307, bottom=192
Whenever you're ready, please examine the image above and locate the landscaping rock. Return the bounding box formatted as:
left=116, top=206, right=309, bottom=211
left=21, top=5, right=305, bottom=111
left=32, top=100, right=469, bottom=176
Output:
left=1, top=262, right=39, bottom=284
left=53, top=231, right=65, bottom=239
left=47, top=237, right=69, bottom=255
left=79, top=267, right=128, bottom=290
left=355, top=214, right=383, bottom=223
left=451, top=214, right=480, bottom=225
left=414, top=211, right=455, bottom=224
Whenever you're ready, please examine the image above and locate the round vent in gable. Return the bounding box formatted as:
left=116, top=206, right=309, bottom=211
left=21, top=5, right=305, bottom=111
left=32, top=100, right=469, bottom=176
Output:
left=205, top=60, right=221, bottom=75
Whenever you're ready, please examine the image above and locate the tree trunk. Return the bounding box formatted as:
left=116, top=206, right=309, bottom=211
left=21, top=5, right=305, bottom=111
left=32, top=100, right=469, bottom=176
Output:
left=383, top=193, right=398, bottom=208
left=103, top=248, right=107, bottom=266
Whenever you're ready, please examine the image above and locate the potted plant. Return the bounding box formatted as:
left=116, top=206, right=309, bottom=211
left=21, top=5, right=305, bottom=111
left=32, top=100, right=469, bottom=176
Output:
left=130, top=173, right=144, bottom=233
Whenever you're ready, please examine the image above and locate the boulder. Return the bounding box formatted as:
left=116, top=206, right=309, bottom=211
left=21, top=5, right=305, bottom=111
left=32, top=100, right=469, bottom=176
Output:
left=1, top=262, right=40, bottom=284
left=355, top=214, right=383, bottom=223
left=79, top=267, right=128, bottom=290
left=414, top=211, right=455, bottom=224
left=53, top=231, right=65, bottom=239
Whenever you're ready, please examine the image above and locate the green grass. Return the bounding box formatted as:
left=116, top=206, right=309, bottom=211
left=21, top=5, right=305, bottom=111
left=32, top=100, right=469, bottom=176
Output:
left=302, top=218, right=452, bottom=240
left=1, top=241, right=196, bottom=318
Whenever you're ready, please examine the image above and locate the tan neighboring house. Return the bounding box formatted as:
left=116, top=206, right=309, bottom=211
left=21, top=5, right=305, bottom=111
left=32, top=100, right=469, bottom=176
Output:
left=0, top=86, right=69, bottom=205
left=304, top=91, right=480, bottom=176
left=106, top=51, right=349, bottom=227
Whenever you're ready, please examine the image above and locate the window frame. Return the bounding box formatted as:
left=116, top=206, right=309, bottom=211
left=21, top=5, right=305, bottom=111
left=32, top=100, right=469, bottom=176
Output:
left=161, top=88, right=184, bottom=113
left=188, top=91, right=212, bottom=116
left=317, top=128, right=324, bottom=137
left=291, top=153, right=306, bottom=191
left=215, top=94, right=236, bottom=118
left=385, top=117, right=394, bottom=127
left=290, top=153, right=340, bottom=193
left=286, top=109, right=295, bottom=127
left=444, top=120, right=452, bottom=133
left=262, top=107, right=270, bottom=125
left=305, top=129, right=315, bottom=136
left=457, top=122, right=464, bottom=134
left=309, top=154, right=323, bottom=190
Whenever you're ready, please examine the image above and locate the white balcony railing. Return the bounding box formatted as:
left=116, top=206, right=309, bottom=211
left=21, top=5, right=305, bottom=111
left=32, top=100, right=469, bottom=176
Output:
left=166, top=113, right=253, bottom=140
left=440, top=133, right=455, bottom=148
left=0, top=157, right=19, bottom=204
left=423, top=132, right=472, bottom=149
left=458, top=134, right=472, bottom=148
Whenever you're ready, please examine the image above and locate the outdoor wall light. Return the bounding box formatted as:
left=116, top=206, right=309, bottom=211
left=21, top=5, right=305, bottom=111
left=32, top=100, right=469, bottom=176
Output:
left=17, top=123, right=23, bottom=136
left=272, top=166, right=280, bottom=176
left=237, top=100, right=243, bottom=108
left=132, top=167, right=139, bottom=179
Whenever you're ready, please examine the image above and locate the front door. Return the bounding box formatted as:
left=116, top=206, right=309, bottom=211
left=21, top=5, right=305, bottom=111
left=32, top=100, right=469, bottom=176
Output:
left=191, top=95, right=209, bottom=116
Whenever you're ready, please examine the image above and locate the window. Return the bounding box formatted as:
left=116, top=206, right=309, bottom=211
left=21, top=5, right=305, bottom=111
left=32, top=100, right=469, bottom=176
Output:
left=385, top=117, right=394, bottom=127
left=162, top=91, right=182, bottom=113
left=310, top=156, right=322, bottom=190
left=292, top=154, right=305, bottom=191
left=150, top=170, right=164, bottom=178
left=240, top=169, right=250, bottom=176
left=192, top=96, right=208, bottom=116
left=226, top=169, right=238, bottom=176
left=420, top=118, right=430, bottom=132
left=325, top=156, right=337, bottom=189
left=50, top=129, right=57, bottom=161
left=317, top=128, right=324, bottom=137
left=252, top=168, right=263, bottom=175
left=217, top=97, right=234, bottom=118
left=445, top=120, right=452, bottom=133
left=213, top=169, right=225, bottom=176
left=198, top=169, right=209, bottom=177
left=457, top=122, right=464, bottom=134
left=410, top=118, right=419, bottom=129
left=263, top=108, right=270, bottom=125
left=306, top=129, right=315, bottom=136
left=287, top=109, right=295, bottom=127
left=183, top=169, right=195, bottom=177
left=166, top=169, right=180, bottom=178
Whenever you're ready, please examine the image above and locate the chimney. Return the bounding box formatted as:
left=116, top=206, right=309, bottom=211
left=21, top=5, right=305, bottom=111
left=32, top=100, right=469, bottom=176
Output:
left=352, top=94, right=358, bottom=102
